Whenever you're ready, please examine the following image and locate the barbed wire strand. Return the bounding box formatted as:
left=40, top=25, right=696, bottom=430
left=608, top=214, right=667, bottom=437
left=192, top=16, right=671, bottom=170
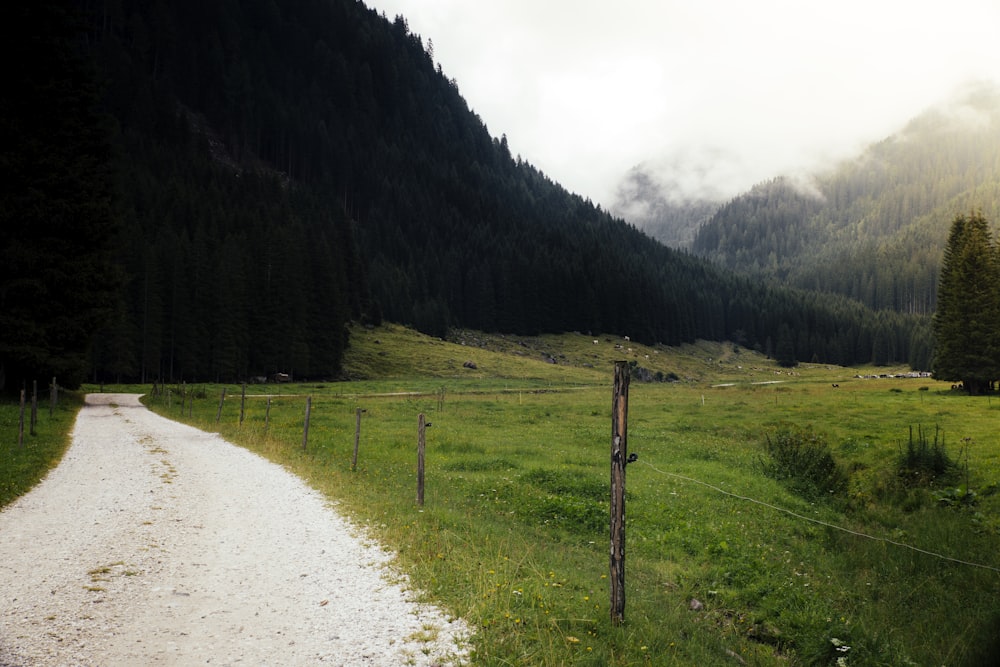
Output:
left=638, top=460, right=1000, bottom=574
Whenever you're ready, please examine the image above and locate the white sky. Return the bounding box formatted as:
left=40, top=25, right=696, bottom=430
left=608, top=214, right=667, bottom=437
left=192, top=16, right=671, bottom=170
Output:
left=368, top=0, right=1000, bottom=209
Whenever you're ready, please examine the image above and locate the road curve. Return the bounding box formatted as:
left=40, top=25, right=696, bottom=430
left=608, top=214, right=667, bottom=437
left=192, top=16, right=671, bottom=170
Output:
left=0, top=394, right=468, bottom=666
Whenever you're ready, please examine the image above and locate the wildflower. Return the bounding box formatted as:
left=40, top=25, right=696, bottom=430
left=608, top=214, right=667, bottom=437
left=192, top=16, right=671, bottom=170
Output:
left=830, top=638, right=851, bottom=653
left=566, top=636, right=580, bottom=644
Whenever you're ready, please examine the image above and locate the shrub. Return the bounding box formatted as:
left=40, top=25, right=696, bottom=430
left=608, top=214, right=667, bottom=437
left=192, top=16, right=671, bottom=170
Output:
left=897, top=425, right=955, bottom=485
left=758, top=426, right=847, bottom=500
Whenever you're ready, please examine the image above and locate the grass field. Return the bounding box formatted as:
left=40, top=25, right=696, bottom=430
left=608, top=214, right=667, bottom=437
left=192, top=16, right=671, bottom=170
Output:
left=6, top=323, right=1000, bottom=665
left=0, top=389, right=81, bottom=507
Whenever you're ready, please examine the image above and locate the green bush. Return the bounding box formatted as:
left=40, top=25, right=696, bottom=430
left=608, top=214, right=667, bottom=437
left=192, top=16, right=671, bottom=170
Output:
left=898, top=425, right=955, bottom=485
left=759, top=425, right=848, bottom=500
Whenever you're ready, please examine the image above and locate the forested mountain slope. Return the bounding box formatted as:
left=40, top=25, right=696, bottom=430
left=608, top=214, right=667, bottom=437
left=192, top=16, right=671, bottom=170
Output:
left=1, top=0, right=936, bottom=389
left=691, top=83, right=1000, bottom=314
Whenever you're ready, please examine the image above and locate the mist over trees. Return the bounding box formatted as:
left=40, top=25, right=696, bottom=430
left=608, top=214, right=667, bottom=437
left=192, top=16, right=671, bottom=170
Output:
left=0, top=0, right=947, bottom=390
left=690, top=85, right=1000, bottom=317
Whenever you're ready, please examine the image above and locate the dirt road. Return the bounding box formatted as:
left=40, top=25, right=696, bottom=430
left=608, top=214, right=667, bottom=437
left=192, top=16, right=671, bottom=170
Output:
left=0, top=394, right=468, bottom=666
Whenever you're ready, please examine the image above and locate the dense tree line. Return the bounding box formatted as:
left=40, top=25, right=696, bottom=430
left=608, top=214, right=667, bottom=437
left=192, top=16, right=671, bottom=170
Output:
left=90, top=127, right=367, bottom=384
left=1, top=0, right=937, bottom=392
left=0, top=2, right=123, bottom=391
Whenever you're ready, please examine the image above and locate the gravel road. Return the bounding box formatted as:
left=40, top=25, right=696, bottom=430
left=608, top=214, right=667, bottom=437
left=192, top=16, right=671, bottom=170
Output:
left=0, top=394, right=469, bottom=666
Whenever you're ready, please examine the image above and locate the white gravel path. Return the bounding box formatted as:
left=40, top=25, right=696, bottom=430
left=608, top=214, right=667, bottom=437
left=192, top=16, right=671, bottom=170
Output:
left=0, top=394, right=470, bottom=666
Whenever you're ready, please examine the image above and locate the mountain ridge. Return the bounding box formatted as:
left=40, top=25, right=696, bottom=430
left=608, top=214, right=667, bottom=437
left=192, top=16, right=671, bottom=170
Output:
left=623, top=81, right=1000, bottom=315
left=0, top=0, right=938, bottom=389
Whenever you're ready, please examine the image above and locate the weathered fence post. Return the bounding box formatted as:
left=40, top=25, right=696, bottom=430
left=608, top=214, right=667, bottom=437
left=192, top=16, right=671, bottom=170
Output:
left=30, top=380, right=37, bottom=436
left=216, top=388, right=226, bottom=423
left=240, top=383, right=247, bottom=426
left=18, top=388, right=26, bottom=448
left=265, top=396, right=272, bottom=431
left=610, top=360, right=630, bottom=626
left=302, top=396, right=312, bottom=451
left=417, top=413, right=427, bottom=505
left=352, top=407, right=365, bottom=471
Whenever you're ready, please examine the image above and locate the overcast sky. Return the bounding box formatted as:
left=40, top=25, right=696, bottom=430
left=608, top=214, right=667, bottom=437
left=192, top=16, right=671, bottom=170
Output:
left=368, top=0, right=1000, bottom=210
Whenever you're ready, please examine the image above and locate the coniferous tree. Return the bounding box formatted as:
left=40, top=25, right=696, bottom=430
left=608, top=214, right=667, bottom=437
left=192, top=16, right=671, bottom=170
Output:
left=932, top=211, right=1000, bottom=393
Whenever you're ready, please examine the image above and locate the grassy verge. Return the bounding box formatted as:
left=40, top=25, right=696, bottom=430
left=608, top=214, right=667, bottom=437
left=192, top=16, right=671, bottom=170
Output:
left=0, top=390, right=82, bottom=507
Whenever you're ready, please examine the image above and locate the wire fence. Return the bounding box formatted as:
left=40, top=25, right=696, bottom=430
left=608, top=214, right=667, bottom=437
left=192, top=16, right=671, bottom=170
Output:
left=639, top=460, right=1000, bottom=574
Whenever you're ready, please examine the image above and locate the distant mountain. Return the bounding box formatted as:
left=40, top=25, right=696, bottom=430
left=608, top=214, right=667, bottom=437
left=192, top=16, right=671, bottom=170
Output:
left=690, top=82, right=1000, bottom=315
left=2, top=0, right=938, bottom=388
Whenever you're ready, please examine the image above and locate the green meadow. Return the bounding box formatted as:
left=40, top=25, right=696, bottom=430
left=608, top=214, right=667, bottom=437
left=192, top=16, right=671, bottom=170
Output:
left=6, top=323, right=1000, bottom=665
left=0, top=391, right=82, bottom=507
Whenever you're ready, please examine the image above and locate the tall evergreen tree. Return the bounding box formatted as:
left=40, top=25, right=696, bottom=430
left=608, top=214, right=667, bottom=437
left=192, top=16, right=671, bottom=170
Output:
left=932, top=211, right=1000, bottom=393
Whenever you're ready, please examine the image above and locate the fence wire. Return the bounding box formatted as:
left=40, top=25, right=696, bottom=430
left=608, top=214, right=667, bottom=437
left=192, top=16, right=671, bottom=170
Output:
left=639, top=460, right=1000, bottom=574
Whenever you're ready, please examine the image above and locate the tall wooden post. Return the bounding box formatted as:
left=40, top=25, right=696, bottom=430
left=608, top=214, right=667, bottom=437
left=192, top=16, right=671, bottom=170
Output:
left=417, top=413, right=427, bottom=505
left=216, top=388, right=226, bottom=423
left=30, top=380, right=37, bottom=436
left=352, top=408, right=363, bottom=471
left=18, top=388, right=26, bottom=448
left=302, top=396, right=312, bottom=451
left=610, top=360, right=630, bottom=625
left=240, top=383, right=247, bottom=425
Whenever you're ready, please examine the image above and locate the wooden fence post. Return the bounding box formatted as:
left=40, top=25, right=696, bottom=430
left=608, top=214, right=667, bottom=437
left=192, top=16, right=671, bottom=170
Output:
left=352, top=407, right=364, bottom=471
left=49, top=377, right=56, bottom=417
left=30, top=380, right=37, bottom=436
left=417, top=413, right=427, bottom=505
left=216, top=387, right=226, bottom=423
left=302, top=396, right=312, bottom=451
left=18, top=388, right=26, bottom=448
left=265, top=396, right=272, bottom=431
left=610, top=360, right=630, bottom=626
left=240, top=383, right=247, bottom=425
